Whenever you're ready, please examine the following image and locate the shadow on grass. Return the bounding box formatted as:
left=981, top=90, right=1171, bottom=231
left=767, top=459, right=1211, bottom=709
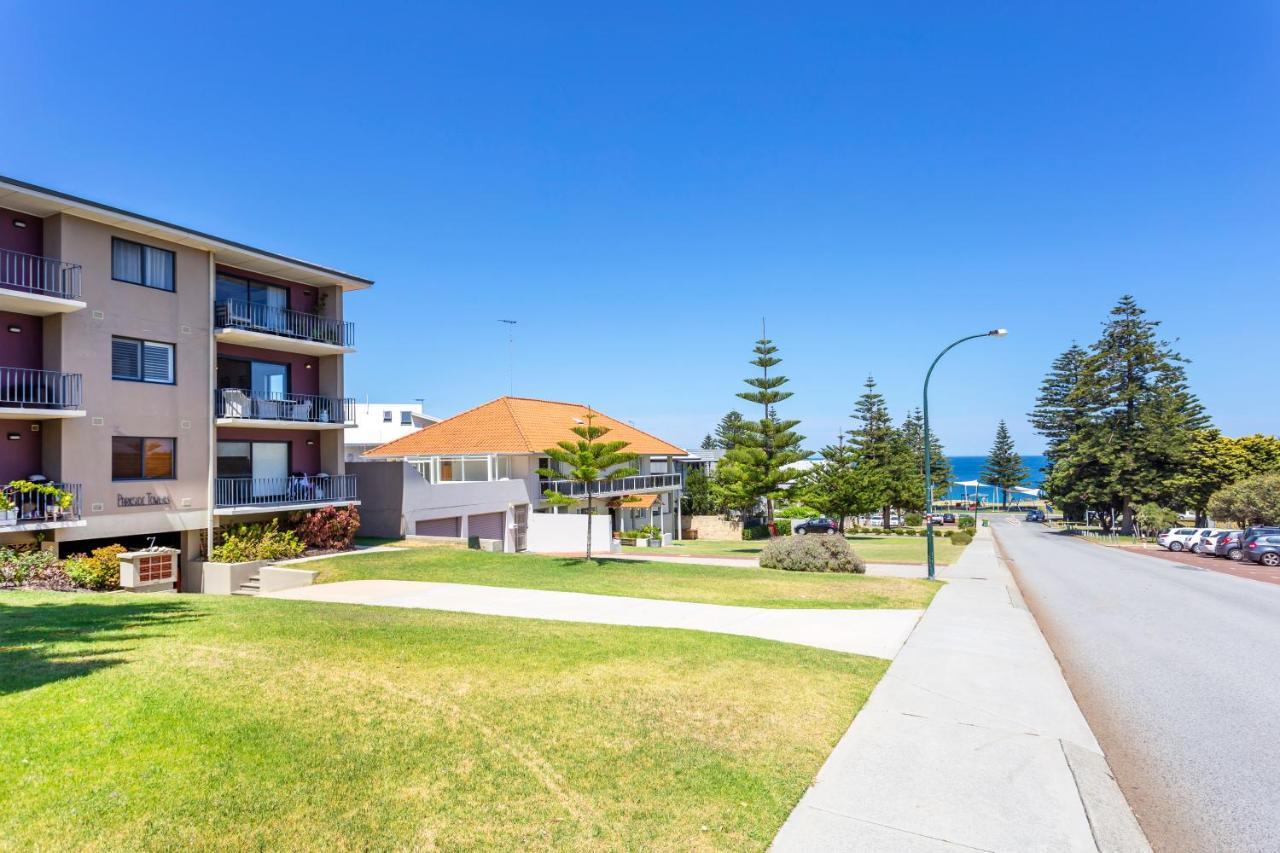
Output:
left=0, top=597, right=201, bottom=695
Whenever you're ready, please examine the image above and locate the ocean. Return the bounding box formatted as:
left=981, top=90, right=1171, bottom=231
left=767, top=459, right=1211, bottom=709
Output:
left=944, top=455, right=1048, bottom=501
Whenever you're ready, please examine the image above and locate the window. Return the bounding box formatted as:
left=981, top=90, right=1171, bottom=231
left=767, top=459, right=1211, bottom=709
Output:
left=216, top=274, right=288, bottom=308
left=436, top=456, right=492, bottom=483
left=650, top=457, right=669, bottom=474
left=382, top=410, right=392, bottom=422
left=112, top=337, right=174, bottom=384
left=112, top=238, right=175, bottom=291
left=216, top=357, right=287, bottom=397
left=112, top=437, right=175, bottom=480
left=400, top=411, right=413, bottom=425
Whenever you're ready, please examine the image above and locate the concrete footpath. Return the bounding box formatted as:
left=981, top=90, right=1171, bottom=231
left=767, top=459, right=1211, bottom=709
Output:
left=266, top=579, right=923, bottom=659
left=773, top=525, right=1149, bottom=852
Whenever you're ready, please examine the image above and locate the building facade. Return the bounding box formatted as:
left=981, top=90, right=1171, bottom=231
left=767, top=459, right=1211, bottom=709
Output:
left=344, top=401, right=440, bottom=461
left=0, top=176, right=369, bottom=562
left=357, top=396, right=686, bottom=550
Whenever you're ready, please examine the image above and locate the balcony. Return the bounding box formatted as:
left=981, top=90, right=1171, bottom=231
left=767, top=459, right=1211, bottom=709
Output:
left=213, top=474, right=358, bottom=515
left=0, top=367, right=85, bottom=419
left=214, top=299, right=355, bottom=355
left=0, top=248, right=86, bottom=315
left=215, top=389, right=355, bottom=430
left=0, top=481, right=86, bottom=532
left=542, top=472, right=682, bottom=500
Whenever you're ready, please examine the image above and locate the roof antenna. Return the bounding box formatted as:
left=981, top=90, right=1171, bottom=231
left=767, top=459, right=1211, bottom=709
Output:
left=499, top=320, right=517, bottom=396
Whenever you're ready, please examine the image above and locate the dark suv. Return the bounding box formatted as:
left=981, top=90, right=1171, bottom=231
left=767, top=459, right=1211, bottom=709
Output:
left=1025, top=509, right=1046, bottom=523
left=1244, top=534, right=1280, bottom=567
left=794, top=518, right=838, bottom=535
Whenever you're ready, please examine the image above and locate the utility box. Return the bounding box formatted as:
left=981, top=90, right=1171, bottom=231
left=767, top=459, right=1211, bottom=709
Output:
left=118, top=548, right=180, bottom=593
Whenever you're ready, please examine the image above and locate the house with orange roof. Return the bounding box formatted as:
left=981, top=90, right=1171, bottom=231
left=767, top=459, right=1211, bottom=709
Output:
left=354, top=396, right=687, bottom=551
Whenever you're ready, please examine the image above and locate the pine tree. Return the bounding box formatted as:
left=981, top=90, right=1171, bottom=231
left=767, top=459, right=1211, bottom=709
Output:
left=901, top=408, right=952, bottom=504
left=796, top=438, right=879, bottom=531
left=700, top=433, right=716, bottom=450
left=848, top=376, right=917, bottom=527
left=1047, top=295, right=1208, bottom=532
left=713, top=411, right=747, bottom=450
left=714, top=327, right=806, bottom=523
left=1029, top=342, right=1088, bottom=463
left=981, top=420, right=1029, bottom=509
left=536, top=411, right=638, bottom=559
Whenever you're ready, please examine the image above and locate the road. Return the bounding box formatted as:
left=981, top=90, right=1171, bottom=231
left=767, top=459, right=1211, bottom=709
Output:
left=991, top=517, right=1280, bottom=853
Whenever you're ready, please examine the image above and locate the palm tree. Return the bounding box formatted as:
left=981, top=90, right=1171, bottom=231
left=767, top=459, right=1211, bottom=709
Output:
left=537, top=411, right=638, bottom=559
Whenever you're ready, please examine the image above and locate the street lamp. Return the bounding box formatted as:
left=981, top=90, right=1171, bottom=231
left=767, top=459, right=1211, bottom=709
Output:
left=923, top=329, right=1007, bottom=580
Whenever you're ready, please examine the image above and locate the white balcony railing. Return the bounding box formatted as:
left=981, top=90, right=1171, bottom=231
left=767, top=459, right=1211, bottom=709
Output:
left=214, top=474, right=357, bottom=509
left=0, top=248, right=82, bottom=300
left=215, top=299, right=354, bottom=348
left=215, top=389, right=354, bottom=424
left=542, top=472, right=681, bottom=499
left=0, top=367, right=83, bottom=409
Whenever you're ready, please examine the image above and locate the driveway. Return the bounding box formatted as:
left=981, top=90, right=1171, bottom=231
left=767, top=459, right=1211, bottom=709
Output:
left=265, top=580, right=923, bottom=659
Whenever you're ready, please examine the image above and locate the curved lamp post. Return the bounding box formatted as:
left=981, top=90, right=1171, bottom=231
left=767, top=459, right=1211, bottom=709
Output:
left=923, top=329, right=1007, bottom=579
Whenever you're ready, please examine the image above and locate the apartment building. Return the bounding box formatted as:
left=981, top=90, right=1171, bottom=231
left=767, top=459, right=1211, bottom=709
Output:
left=0, top=176, right=369, bottom=562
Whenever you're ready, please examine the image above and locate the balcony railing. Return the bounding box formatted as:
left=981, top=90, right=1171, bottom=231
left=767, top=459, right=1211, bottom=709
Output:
left=0, top=367, right=83, bottom=409
left=214, top=474, right=357, bottom=509
left=0, top=482, right=82, bottom=526
left=215, top=388, right=354, bottom=425
left=0, top=248, right=82, bottom=300
left=215, top=299, right=354, bottom=348
left=543, top=472, right=682, bottom=499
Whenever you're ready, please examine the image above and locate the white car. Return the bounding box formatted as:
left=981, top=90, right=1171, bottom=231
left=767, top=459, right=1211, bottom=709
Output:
left=1158, top=527, right=1212, bottom=552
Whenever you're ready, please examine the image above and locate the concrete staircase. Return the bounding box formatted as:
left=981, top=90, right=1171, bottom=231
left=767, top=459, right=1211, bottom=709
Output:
left=231, top=573, right=261, bottom=596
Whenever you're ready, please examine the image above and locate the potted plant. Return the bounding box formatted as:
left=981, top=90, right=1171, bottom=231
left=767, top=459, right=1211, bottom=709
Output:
left=643, top=525, right=663, bottom=548
left=0, top=489, right=15, bottom=525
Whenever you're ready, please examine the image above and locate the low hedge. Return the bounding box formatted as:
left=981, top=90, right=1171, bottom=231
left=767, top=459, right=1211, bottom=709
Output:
left=743, top=523, right=792, bottom=540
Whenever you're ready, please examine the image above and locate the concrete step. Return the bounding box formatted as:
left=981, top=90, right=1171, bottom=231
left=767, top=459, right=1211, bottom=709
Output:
left=230, top=588, right=258, bottom=596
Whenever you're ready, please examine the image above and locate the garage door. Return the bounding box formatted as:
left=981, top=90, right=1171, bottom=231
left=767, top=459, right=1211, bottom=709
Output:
left=467, top=512, right=505, bottom=542
left=415, top=516, right=460, bottom=537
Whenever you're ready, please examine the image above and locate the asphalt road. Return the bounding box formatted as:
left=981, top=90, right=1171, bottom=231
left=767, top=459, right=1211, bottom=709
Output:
left=991, top=517, right=1280, bottom=853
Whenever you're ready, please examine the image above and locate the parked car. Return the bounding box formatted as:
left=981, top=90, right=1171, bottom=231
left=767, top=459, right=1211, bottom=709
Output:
left=942, top=513, right=957, bottom=524
left=1158, top=527, right=1212, bottom=552
left=1197, top=529, right=1237, bottom=555
left=1025, top=509, right=1046, bottom=523
left=1214, top=530, right=1246, bottom=561
left=1242, top=526, right=1280, bottom=544
left=1190, top=529, right=1230, bottom=554
left=794, top=517, right=838, bottom=535
left=924, top=513, right=945, bottom=525
left=1244, top=534, right=1280, bottom=567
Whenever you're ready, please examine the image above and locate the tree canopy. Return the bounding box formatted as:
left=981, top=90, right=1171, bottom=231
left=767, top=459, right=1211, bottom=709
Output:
left=981, top=420, right=1029, bottom=509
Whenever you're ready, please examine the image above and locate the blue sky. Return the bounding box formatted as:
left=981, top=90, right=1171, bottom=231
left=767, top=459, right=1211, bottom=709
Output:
left=5, top=2, right=1278, bottom=453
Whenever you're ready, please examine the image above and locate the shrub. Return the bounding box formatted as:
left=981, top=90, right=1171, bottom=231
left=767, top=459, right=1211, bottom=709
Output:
left=759, top=535, right=865, bottom=573
left=743, top=523, right=791, bottom=540
left=957, top=516, right=977, bottom=530
left=0, top=547, right=58, bottom=587
left=65, top=544, right=127, bottom=590
left=776, top=505, right=821, bottom=520
left=903, top=513, right=923, bottom=527
left=620, top=525, right=662, bottom=540
left=211, top=519, right=304, bottom=563
left=951, top=532, right=973, bottom=546
left=291, top=505, right=361, bottom=551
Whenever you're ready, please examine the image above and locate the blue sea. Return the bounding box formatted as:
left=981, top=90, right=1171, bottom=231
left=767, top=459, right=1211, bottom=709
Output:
left=944, top=455, right=1048, bottom=501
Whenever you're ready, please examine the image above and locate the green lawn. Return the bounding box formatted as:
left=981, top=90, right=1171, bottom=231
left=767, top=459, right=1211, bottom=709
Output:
left=646, top=533, right=970, bottom=566
left=1, top=591, right=886, bottom=850
left=306, top=547, right=939, bottom=610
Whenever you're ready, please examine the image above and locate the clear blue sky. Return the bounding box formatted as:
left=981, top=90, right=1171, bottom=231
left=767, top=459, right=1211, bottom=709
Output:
left=6, top=3, right=1277, bottom=454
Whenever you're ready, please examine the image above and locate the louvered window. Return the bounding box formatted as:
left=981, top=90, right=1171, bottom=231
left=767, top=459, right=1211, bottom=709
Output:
left=112, top=337, right=174, bottom=384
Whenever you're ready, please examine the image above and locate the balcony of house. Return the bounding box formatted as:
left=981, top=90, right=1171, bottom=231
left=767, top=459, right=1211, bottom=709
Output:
left=213, top=473, right=359, bottom=516
left=542, top=472, right=682, bottom=500
left=0, top=248, right=86, bottom=315
left=214, top=299, right=355, bottom=356
left=215, top=388, right=355, bottom=430
left=0, top=481, right=86, bottom=533
left=0, top=367, right=85, bottom=419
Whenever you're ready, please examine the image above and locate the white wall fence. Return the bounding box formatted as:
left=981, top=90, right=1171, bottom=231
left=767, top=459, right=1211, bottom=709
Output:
left=525, top=513, right=615, bottom=555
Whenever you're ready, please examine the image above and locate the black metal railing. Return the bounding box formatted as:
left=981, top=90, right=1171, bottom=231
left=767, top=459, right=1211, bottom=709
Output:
left=0, top=367, right=83, bottom=409
left=543, top=472, right=682, bottom=498
left=215, top=388, right=354, bottom=424
left=214, top=299, right=354, bottom=348
left=0, top=482, right=82, bottom=525
left=214, top=474, right=357, bottom=508
left=0, top=248, right=82, bottom=300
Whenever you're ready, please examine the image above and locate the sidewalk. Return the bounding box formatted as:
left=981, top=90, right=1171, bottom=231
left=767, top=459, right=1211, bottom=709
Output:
left=773, top=525, right=1149, bottom=852
left=266, top=579, right=924, bottom=659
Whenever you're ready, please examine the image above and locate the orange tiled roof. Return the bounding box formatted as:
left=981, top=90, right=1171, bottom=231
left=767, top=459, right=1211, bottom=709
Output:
left=364, top=396, right=687, bottom=458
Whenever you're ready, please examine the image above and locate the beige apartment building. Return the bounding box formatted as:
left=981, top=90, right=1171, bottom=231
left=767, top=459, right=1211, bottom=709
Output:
left=0, top=176, right=369, bottom=564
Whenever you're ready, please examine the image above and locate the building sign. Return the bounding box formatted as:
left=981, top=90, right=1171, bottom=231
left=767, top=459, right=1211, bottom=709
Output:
left=117, top=492, right=172, bottom=508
